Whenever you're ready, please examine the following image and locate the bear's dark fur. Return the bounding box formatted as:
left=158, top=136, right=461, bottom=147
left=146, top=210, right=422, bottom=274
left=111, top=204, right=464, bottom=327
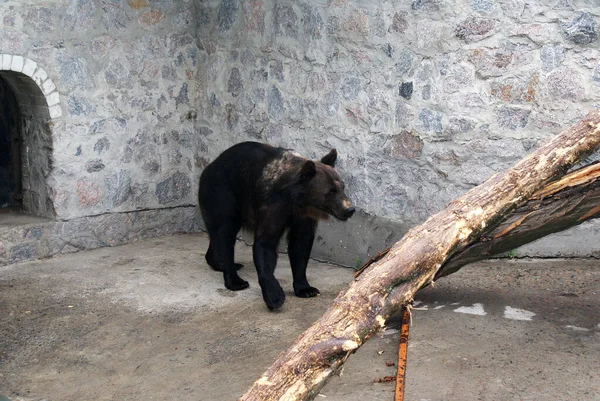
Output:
left=198, top=141, right=355, bottom=310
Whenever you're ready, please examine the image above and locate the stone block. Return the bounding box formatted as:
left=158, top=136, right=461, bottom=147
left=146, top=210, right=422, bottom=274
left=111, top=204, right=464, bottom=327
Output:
left=418, top=108, right=443, bottom=134
left=275, top=4, right=298, bottom=38
left=85, top=159, right=105, bottom=173
left=46, top=91, right=60, bottom=107
left=562, top=12, right=598, bottom=45
left=228, top=67, right=243, bottom=97
left=218, top=0, right=239, bottom=33
left=268, top=85, right=284, bottom=120
left=547, top=67, right=585, bottom=101
left=42, top=78, right=56, bottom=95
left=540, top=45, right=565, bottom=72
left=155, top=171, right=191, bottom=204
left=490, top=73, right=538, bottom=103
left=10, top=55, right=24, bottom=72
left=1, top=54, right=12, bottom=70
left=32, top=67, right=48, bottom=87
left=455, top=16, right=498, bottom=43
left=49, top=104, right=62, bottom=119
left=497, top=106, right=531, bottom=130
left=387, top=130, right=424, bottom=159
left=105, top=170, right=131, bottom=209
left=22, top=58, right=37, bottom=76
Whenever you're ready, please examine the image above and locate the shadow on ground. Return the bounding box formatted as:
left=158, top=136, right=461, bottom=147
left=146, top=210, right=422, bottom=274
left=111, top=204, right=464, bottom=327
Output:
left=0, top=233, right=598, bottom=400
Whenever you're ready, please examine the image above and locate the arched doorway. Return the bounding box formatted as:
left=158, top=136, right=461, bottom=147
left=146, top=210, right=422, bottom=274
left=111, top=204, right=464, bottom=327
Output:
left=0, top=55, right=61, bottom=219
left=0, top=75, right=22, bottom=209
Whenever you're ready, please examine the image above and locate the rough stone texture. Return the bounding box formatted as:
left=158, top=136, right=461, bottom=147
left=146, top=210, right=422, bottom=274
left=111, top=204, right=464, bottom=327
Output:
left=1, top=0, right=200, bottom=221
left=193, top=0, right=600, bottom=262
left=0, top=207, right=201, bottom=266
left=2, top=0, right=600, bottom=266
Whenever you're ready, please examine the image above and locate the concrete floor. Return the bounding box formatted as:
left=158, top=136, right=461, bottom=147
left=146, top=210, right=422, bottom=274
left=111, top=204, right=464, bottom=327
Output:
left=0, top=233, right=598, bottom=401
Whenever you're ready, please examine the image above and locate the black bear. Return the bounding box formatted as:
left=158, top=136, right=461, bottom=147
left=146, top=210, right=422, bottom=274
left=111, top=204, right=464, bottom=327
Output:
left=198, top=141, right=355, bottom=310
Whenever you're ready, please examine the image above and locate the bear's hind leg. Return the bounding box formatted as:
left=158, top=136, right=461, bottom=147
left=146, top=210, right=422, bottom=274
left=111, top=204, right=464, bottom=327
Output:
left=204, top=217, right=248, bottom=291
left=288, top=218, right=320, bottom=298
left=205, top=244, right=243, bottom=271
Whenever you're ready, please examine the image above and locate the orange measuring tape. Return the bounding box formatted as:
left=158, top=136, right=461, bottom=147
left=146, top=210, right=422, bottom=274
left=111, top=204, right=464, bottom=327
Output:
left=395, top=307, right=411, bottom=401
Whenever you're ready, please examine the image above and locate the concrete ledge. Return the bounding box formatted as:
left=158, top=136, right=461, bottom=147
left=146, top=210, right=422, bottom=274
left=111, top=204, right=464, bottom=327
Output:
left=0, top=206, right=202, bottom=266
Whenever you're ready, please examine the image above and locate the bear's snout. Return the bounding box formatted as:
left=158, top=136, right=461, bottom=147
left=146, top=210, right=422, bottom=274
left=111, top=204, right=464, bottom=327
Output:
left=343, top=206, right=356, bottom=219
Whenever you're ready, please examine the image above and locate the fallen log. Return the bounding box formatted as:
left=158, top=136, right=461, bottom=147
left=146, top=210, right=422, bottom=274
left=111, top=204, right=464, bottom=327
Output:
left=437, top=161, right=600, bottom=278
left=239, top=110, right=600, bottom=401
left=354, top=161, right=600, bottom=279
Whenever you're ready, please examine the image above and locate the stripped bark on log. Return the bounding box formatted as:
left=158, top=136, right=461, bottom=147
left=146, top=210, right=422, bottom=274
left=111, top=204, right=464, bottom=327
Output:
left=239, top=110, right=600, bottom=401
left=437, top=161, right=600, bottom=278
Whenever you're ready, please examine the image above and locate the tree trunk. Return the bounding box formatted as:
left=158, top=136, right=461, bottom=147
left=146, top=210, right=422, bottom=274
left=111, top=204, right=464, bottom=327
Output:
left=437, top=161, right=600, bottom=279
left=239, top=110, right=600, bottom=401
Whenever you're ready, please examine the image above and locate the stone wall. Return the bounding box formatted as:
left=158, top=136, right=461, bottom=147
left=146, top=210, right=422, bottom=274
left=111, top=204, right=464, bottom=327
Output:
left=0, top=0, right=204, bottom=264
left=2, top=0, right=600, bottom=266
left=194, top=0, right=600, bottom=264
left=1, top=0, right=202, bottom=221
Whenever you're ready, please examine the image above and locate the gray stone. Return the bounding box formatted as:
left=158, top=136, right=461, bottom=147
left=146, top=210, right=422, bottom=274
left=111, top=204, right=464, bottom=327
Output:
left=395, top=102, right=414, bottom=128
left=56, top=51, right=90, bottom=91
left=323, top=91, right=340, bottom=117
left=167, top=149, right=183, bottom=166
left=302, top=5, right=322, bottom=39
left=396, top=49, right=414, bottom=76
left=421, top=84, right=432, bottom=101
left=444, top=64, right=474, bottom=93
left=275, top=4, right=298, bottom=38
left=63, top=0, right=96, bottom=32
left=447, top=117, right=476, bottom=135
left=269, top=60, right=284, bottom=82
left=105, top=170, right=131, bottom=209
left=94, top=137, right=110, bottom=155
left=26, top=7, right=55, bottom=33
left=104, top=60, right=134, bottom=89
left=68, top=95, right=96, bottom=116
left=101, top=2, right=132, bottom=31
left=268, top=86, right=284, bottom=120
left=399, top=82, right=413, bottom=100
left=391, top=12, right=408, bottom=33
left=455, top=17, right=498, bottom=42
left=10, top=243, right=35, bottom=263
left=547, top=68, right=585, bottom=100
left=540, top=45, right=565, bottom=72
left=593, top=65, right=600, bottom=83
left=175, top=83, right=189, bottom=106
left=497, top=106, right=531, bottom=130
left=341, top=76, right=361, bottom=101
left=85, top=159, right=105, bottom=173
left=471, top=0, right=494, bottom=13
left=562, top=12, right=598, bottom=45
left=240, top=50, right=256, bottom=67
left=412, top=0, right=442, bottom=11
left=418, top=108, right=443, bottom=134
left=217, top=0, right=238, bottom=32
left=155, top=171, right=191, bottom=204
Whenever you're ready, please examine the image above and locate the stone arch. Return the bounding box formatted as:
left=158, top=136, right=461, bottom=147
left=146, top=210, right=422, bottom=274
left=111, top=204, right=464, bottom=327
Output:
left=0, top=54, right=61, bottom=218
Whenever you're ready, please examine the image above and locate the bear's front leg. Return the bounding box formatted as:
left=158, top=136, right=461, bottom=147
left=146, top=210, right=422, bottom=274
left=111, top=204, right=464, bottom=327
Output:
left=288, top=217, right=320, bottom=298
left=253, top=237, right=286, bottom=310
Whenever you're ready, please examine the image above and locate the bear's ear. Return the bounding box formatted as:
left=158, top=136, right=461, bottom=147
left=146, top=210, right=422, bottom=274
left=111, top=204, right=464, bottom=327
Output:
left=299, top=160, right=317, bottom=182
left=321, top=149, right=337, bottom=167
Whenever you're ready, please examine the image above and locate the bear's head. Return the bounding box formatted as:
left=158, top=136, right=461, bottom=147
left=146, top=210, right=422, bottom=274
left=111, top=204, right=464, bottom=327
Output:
left=297, top=149, right=355, bottom=221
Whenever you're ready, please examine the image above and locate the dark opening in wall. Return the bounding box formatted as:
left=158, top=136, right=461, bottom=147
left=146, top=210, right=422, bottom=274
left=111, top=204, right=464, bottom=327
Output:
left=0, top=69, right=55, bottom=219
left=0, top=75, right=22, bottom=209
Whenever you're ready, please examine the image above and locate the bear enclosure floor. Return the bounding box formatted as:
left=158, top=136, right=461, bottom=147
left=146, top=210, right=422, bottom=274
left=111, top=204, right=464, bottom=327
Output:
left=0, top=233, right=598, bottom=401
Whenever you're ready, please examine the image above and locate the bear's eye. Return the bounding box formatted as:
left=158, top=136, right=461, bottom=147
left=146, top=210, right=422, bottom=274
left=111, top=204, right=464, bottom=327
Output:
left=329, top=188, right=338, bottom=195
